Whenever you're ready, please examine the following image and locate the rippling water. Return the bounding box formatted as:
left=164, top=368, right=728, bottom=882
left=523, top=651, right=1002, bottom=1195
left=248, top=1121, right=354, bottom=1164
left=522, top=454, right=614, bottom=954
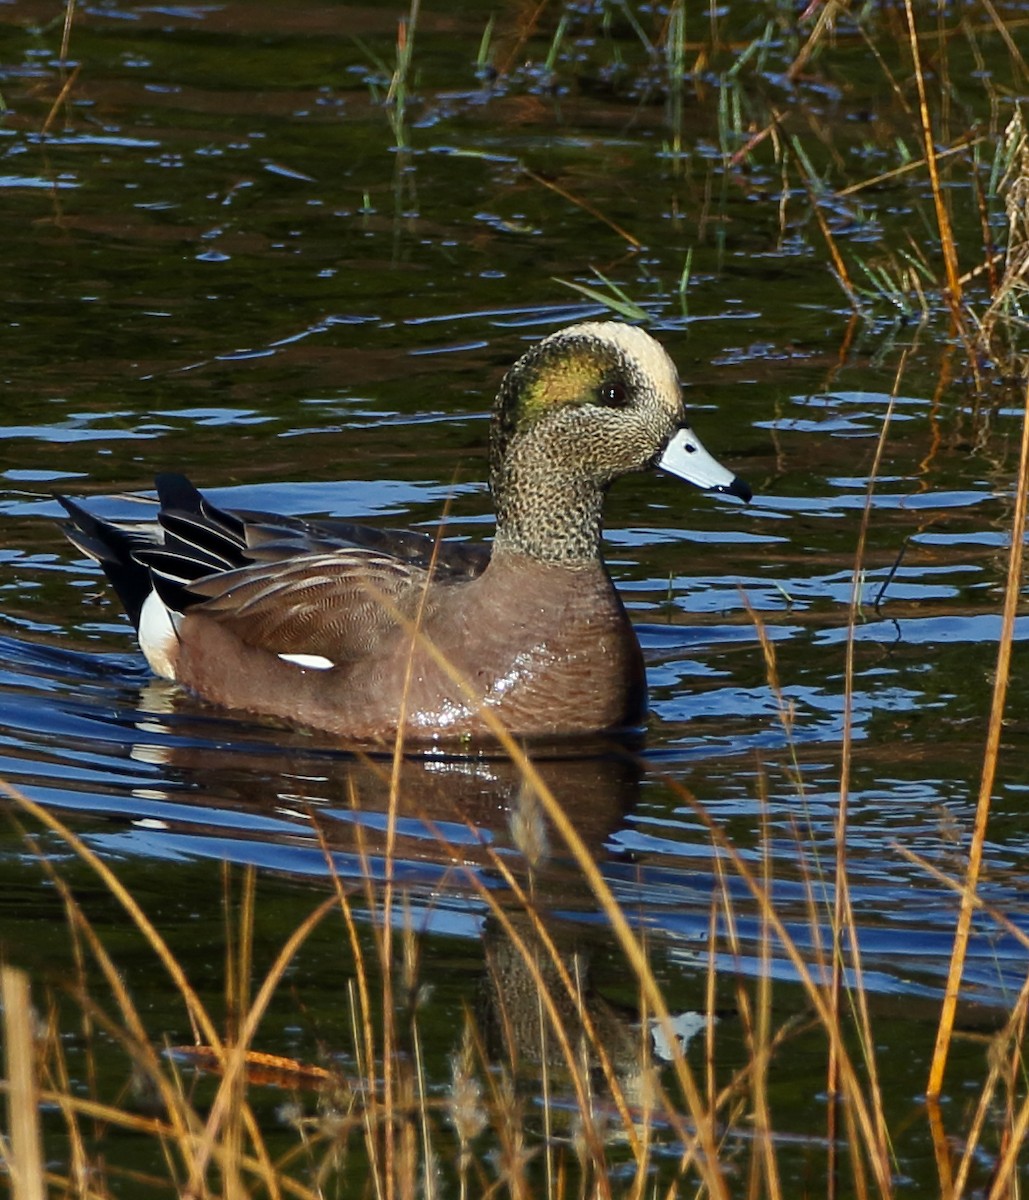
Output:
left=3, top=0, right=1029, bottom=1189
left=4, top=377, right=1027, bottom=1007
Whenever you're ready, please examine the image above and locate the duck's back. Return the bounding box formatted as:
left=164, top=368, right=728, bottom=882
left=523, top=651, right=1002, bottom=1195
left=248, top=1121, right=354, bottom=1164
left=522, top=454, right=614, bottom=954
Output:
left=60, top=476, right=646, bottom=742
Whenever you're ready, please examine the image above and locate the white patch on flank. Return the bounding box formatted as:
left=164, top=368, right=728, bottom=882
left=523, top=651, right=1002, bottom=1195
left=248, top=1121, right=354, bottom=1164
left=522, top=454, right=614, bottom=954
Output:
left=278, top=653, right=336, bottom=671
left=137, top=589, right=179, bottom=680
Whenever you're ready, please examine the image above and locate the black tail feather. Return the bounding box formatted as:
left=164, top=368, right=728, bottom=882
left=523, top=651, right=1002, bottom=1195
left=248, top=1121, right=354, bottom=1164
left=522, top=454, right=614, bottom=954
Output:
left=153, top=472, right=251, bottom=574
left=58, top=473, right=487, bottom=638
left=155, top=474, right=246, bottom=541
left=57, top=495, right=155, bottom=628
left=59, top=476, right=258, bottom=629
left=139, top=551, right=218, bottom=614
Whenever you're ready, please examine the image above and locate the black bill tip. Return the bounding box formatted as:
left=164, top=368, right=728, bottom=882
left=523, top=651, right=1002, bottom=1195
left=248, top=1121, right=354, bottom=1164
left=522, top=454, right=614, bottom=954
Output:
left=715, top=475, right=753, bottom=504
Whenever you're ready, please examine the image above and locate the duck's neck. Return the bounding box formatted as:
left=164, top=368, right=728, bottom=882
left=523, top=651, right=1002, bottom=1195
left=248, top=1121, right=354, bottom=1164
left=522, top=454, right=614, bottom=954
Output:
left=490, top=446, right=605, bottom=565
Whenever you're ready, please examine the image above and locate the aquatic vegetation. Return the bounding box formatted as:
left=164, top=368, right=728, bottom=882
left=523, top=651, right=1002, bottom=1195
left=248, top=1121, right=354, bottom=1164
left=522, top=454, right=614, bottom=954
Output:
left=469, top=0, right=1029, bottom=377
left=2, top=0, right=1029, bottom=1196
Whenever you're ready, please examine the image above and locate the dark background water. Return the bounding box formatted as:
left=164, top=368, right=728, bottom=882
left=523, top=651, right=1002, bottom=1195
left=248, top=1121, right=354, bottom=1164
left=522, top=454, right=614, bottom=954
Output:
left=2, top=0, right=1028, bottom=1191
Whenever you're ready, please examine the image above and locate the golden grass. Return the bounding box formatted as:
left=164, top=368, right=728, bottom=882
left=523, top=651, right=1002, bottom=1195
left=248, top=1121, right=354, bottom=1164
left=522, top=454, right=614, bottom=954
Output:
left=4, top=356, right=1028, bottom=1198
left=2, top=966, right=46, bottom=1200
left=707, top=1, right=1029, bottom=378
left=928, top=369, right=1029, bottom=1105
left=5, top=495, right=1029, bottom=1200
left=6, top=1, right=1029, bottom=1196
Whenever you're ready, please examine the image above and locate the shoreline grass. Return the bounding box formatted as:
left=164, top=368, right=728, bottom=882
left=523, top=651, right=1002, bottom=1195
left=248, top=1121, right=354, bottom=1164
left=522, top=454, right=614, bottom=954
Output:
left=3, top=0, right=1029, bottom=1196
left=4, top=506, right=1029, bottom=1200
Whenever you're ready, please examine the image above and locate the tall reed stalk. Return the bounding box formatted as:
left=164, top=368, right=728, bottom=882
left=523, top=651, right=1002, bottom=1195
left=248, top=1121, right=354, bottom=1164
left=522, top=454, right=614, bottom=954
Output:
left=928, top=373, right=1029, bottom=1103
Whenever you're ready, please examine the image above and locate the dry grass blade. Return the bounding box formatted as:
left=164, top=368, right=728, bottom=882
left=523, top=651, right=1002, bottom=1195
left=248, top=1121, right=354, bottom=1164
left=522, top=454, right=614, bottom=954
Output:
left=786, top=130, right=860, bottom=312
left=979, top=0, right=1029, bottom=82
left=475, top=845, right=643, bottom=1163
left=15, top=818, right=203, bottom=1171
left=980, top=110, right=1029, bottom=352
left=893, top=844, right=1029, bottom=955
left=1, top=967, right=45, bottom=1200
left=3, top=786, right=301, bottom=1198
left=476, top=895, right=620, bottom=1188
left=523, top=166, right=642, bottom=249
left=186, top=896, right=337, bottom=1196
left=312, top=812, right=387, bottom=1200
left=888, top=843, right=1029, bottom=1192
left=671, top=753, right=894, bottom=1196
left=827, top=356, right=905, bottom=1187
left=927, top=371, right=1029, bottom=1100
left=496, top=774, right=729, bottom=1196
left=308, top=562, right=730, bottom=1191
left=399, top=795, right=654, bottom=1182
left=496, top=0, right=551, bottom=76
left=11, top=1086, right=175, bottom=1140
left=754, top=970, right=780, bottom=1196
left=987, top=1094, right=1029, bottom=1199
left=59, top=0, right=76, bottom=61
left=837, top=137, right=981, bottom=197
left=378, top=498, right=459, bottom=1200
left=40, top=64, right=80, bottom=136
left=0, top=779, right=222, bottom=1052
left=786, top=0, right=842, bottom=81
left=902, top=0, right=963, bottom=313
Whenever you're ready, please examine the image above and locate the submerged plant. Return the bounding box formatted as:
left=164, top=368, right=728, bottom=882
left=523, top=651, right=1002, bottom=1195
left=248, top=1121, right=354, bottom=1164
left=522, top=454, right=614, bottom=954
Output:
left=979, top=108, right=1029, bottom=362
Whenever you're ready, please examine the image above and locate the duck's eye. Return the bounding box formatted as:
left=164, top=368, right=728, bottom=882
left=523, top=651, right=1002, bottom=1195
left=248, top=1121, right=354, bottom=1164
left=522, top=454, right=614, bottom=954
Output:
left=599, top=380, right=629, bottom=408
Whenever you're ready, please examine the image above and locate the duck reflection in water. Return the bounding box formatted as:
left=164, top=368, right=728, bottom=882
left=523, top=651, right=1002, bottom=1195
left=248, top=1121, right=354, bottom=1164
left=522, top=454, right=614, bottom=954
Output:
left=126, top=710, right=712, bottom=1114
left=126, top=705, right=641, bottom=875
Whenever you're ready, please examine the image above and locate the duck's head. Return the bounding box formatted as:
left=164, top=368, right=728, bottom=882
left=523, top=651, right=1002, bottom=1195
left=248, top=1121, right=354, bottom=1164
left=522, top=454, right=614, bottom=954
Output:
left=489, top=322, right=750, bottom=562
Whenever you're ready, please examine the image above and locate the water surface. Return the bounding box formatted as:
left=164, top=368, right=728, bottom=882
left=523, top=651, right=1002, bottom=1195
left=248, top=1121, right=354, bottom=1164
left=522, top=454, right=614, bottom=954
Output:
left=2, top=0, right=1028, bottom=1192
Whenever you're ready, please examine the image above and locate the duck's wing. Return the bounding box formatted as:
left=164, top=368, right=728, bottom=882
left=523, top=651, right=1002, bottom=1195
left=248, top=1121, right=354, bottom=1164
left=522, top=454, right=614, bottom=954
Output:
left=171, top=548, right=435, bottom=661
left=59, top=473, right=487, bottom=665
left=237, top=511, right=490, bottom=580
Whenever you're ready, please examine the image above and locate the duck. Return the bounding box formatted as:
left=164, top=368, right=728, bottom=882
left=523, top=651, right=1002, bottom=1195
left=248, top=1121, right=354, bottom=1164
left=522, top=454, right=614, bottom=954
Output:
left=59, top=322, right=750, bottom=743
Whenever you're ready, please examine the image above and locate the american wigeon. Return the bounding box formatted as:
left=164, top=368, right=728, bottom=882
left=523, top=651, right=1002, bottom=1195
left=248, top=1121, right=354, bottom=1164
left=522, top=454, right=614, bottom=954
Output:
left=59, top=322, right=750, bottom=742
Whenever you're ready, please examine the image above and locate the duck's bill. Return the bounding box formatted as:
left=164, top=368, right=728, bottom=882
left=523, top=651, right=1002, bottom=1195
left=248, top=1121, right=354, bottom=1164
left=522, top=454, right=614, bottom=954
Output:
left=658, top=426, right=752, bottom=502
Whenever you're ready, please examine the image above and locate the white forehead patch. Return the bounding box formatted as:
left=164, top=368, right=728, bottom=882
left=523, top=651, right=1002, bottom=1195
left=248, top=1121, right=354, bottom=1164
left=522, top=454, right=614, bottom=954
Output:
left=548, top=321, right=681, bottom=411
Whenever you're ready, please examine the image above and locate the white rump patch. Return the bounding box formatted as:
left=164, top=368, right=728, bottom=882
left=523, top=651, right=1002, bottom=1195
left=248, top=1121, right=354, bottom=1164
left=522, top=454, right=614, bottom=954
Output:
left=278, top=653, right=336, bottom=671
left=137, top=590, right=179, bottom=680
